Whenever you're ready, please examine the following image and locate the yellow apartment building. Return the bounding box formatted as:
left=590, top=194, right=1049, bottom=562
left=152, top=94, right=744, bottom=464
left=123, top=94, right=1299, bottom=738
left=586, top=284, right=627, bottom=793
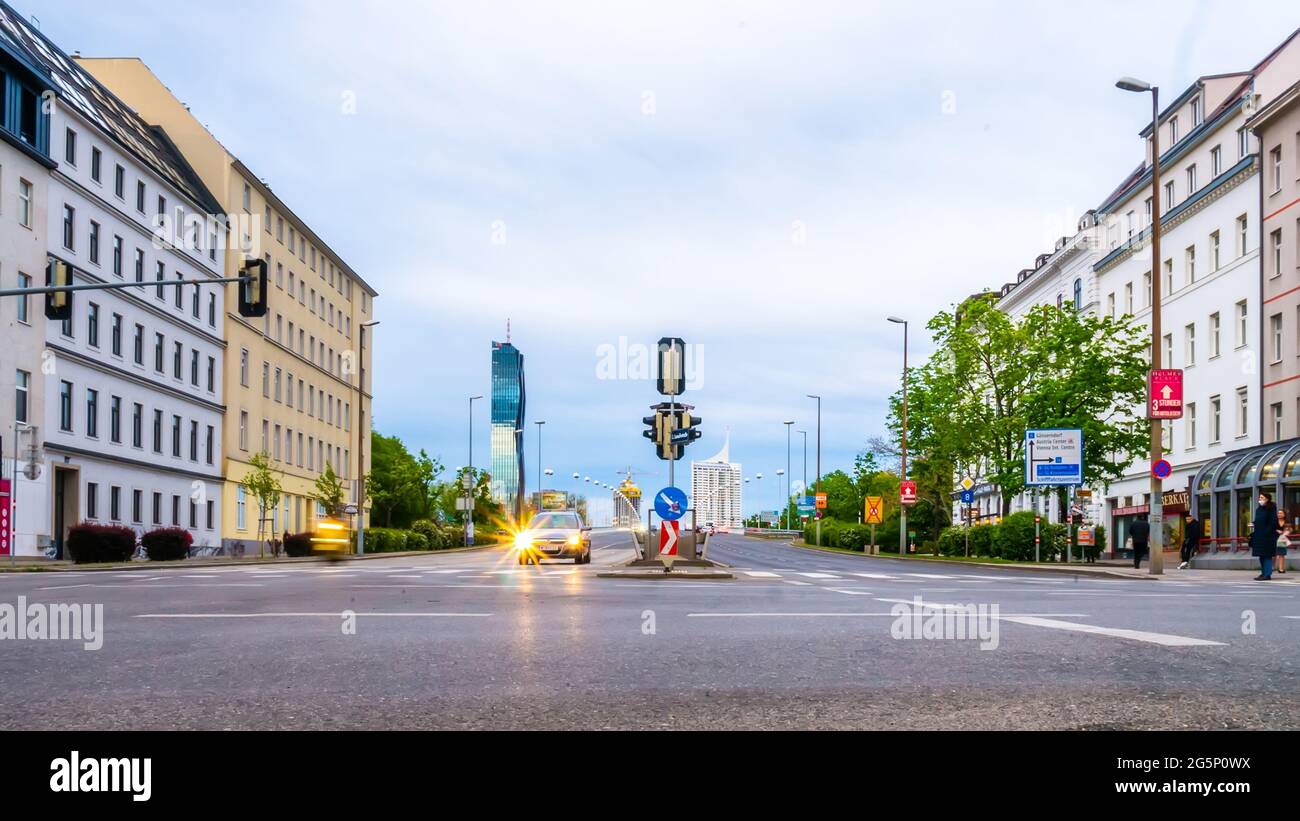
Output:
left=75, top=58, right=377, bottom=549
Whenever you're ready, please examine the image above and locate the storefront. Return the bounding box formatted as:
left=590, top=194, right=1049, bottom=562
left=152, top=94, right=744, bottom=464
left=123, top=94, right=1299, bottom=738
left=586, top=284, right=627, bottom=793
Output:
left=1108, top=490, right=1187, bottom=560
left=1190, top=440, right=1300, bottom=555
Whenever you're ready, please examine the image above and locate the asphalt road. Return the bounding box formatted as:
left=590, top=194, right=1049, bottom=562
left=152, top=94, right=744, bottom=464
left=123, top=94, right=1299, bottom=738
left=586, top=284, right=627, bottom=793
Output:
left=0, top=530, right=1297, bottom=730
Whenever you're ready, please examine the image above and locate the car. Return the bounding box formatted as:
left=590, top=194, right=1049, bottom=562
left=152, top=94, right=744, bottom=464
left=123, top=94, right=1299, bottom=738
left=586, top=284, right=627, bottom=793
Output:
left=515, top=510, right=592, bottom=565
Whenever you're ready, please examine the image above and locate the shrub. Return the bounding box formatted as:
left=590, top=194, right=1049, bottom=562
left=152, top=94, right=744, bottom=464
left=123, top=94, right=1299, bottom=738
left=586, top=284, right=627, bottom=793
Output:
left=283, top=531, right=313, bottom=557
left=968, top=523, right=995, bottom=557
left=66, top=522, right=137, bottom=564
left=936, top=526, right=965, bottom=557
left=410, top=520, right=438, bottom=541
left=141, top=527, right=192, bottom=561
left=363, top=528, right=411, bottom=553
left=405, top=531, right=429, bottom=551
left=993, top=511, right=1038, bottom=561
left=836, top=524, right=868, bottom=551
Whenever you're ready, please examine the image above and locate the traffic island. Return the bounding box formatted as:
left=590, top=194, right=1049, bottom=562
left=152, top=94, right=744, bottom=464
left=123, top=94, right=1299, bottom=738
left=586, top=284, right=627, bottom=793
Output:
left=597, top=556, right=734, bottom=580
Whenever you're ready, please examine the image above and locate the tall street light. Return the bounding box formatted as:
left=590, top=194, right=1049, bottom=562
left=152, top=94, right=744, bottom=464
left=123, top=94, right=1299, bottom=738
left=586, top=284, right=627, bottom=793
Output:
left=798, top=430, right=807, bottom=496
left=355, top=320, right=379, bottom=554
left=1118, top=75, right=1165, bottom=576
left=464, top=393, right=483, bottom=546
left=888, top=316, right=909, bottom=554
left=806, top=395, right=821, bottom=544
left=535, top=420, right=546, bottom=516
left=783, top=420, right=794, bottom=530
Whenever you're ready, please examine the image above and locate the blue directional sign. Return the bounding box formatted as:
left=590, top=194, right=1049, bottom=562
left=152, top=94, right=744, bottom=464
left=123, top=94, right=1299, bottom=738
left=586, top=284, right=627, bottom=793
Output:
left=1024, top=428, right=1084, bottom=487
left=654, top=486, right=688, bottom=521
left=960, top=490, right=975, bottom=505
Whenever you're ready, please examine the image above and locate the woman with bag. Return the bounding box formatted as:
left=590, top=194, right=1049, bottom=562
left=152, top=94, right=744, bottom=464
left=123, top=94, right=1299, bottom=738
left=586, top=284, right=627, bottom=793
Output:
left=1250, top=492, right=1279, bottom=581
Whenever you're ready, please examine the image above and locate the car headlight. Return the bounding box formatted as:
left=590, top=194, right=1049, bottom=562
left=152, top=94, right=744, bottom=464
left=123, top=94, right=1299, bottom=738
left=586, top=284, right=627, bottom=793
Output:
left=515, top=533, right=532, bottom=550
left=567, top=534, right=581, bottom=546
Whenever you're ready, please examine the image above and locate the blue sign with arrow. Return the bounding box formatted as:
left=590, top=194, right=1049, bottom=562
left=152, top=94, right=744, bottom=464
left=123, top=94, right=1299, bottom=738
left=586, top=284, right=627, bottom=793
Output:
left=654, top=486, right=688, bottom=521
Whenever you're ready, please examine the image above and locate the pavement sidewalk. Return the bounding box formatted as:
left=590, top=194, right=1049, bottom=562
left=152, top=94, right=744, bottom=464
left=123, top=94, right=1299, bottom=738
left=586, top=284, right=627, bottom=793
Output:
left=0, top=543, right=499, bottom=573
left=789, top=540, right=1300, bottom=583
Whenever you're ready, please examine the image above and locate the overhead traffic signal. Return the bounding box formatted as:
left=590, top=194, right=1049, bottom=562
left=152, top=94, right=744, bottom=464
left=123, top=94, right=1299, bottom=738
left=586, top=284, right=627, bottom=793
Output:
left=44, top=258, right=73, bottom=321
left=642, top=403, right=702, bottom=461
left=238, top=258, right=268, bottom=318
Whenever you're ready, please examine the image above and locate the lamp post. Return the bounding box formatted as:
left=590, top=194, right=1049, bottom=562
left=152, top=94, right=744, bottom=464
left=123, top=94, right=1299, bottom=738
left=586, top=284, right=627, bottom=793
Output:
left=783, top=420, right=794, bottom=530
left=1117, top=76, right=1164, bottom=575
left=354, top=320, right=379, bottom=554
left=807, top=397, right=821, bottom=543
left=798, top=430, right=807, bottom=495
left=463, top=394, right=482, bottom=546
left=534, top=420, right=546, bottom=517
left=888, top=316, right=909, bottom=554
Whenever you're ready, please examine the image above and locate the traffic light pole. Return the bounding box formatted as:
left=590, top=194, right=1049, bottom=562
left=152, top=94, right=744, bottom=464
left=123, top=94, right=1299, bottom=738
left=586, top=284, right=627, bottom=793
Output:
left=0, top=273, right=253, bottom=298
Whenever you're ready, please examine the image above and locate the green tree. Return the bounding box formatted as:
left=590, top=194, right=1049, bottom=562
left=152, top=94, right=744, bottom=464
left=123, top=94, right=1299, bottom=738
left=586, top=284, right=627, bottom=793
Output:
left=414, top=449, right=444, bottom=521
left=243, top=451, right=283, bottom=559
left=893, top=295, right=1148, bottom=517
left=313, top=461, right=347, bottom=516
left=367, top=431, right=422, bottom=527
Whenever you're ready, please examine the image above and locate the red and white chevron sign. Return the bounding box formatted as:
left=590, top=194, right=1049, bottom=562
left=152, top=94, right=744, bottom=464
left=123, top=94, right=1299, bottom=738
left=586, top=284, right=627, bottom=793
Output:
left=659, top=520, right=679, bottom=556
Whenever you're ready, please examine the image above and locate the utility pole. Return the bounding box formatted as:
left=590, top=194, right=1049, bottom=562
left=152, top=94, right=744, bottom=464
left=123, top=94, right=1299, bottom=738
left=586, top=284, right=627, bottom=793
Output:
left=784, top=421, right=794, bottom=530
left=355, top=320, right=379, bottom=554
left=889, top=316, right=909, bottom=554
left=807, top=396, right=821, bottom=545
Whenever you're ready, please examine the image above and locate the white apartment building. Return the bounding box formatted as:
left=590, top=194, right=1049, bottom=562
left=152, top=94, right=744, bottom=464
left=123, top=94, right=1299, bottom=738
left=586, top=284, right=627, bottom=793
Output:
left=1, top=9, right=228, bottom=555
left=1090, top=47, right=1300, bottom=554
left=0, top=32, right=56, bottom=556
left=691, top=432, right=742, bottom=531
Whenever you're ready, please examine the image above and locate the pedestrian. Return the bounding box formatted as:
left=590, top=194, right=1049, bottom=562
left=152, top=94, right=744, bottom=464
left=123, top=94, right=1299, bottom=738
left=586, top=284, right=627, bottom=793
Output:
left=1179, top=510, right=1202, bottom=570
left=1249, top=491, right=1279, bottom=581
left=1129, top=514, right=1150, bottom=569
left=1277, top=522, right=1292, bottom=576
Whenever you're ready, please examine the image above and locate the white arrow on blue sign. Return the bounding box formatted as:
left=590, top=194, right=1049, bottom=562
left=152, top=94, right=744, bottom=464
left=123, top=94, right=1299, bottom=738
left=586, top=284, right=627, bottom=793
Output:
left=654, top=486, right=688, bottom=521
left=1024, top=428, right=1084, bottom=487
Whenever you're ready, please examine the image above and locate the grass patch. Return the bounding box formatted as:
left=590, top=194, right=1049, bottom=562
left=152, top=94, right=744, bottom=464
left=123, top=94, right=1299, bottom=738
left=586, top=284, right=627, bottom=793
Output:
left=790, top=540, right=1051, bottom=565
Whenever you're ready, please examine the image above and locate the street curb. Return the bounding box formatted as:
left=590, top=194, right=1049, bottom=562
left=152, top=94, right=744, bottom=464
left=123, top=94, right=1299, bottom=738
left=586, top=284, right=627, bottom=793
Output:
left=0, top=543, right=502, bottom=573
left=786, top=540, right=1154, bottom=581
left=596, top=570, right=734, bottom=580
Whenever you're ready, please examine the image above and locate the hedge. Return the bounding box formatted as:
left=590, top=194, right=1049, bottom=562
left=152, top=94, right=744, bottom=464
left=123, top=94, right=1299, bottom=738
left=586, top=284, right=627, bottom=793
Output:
left=141, top=527, right=192, bottom=561
left=66, top=522, right=137, bottom=564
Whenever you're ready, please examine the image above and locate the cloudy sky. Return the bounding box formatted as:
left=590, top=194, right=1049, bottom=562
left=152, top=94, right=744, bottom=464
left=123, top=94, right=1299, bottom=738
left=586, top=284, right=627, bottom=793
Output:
left=27, top=0, right=1300, bottom=520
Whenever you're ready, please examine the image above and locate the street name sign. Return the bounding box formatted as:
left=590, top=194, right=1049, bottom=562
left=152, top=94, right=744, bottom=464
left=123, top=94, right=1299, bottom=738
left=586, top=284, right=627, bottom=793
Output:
left=1148, top=369, right=1184, bottom=419
left=1025, top=428, right=1083, bottom=487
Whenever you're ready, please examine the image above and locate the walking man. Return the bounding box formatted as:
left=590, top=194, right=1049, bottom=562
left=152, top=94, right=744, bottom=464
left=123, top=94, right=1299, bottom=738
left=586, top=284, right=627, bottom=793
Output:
left=1179, top=510, right=1202, bottom=570
left=1130, top=514, right=1150, bottom=569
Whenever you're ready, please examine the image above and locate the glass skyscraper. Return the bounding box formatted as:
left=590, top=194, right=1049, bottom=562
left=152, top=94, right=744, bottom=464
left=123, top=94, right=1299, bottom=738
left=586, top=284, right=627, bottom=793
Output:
left=490, top=340, right=526, bottom=521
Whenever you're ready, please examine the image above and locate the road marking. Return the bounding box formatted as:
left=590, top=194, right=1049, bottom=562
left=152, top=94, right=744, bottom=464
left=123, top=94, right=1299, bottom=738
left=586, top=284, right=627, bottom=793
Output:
left=351, top=584, right=523, bottom=590
left=687, top=612, right=1090, bottom=618
left=784, top=580, right=813, bottom=586
left=849, top=572, right=895, bottom=579
left=874, top=597, right=1223, bottom=647
left=385, top=574, right=424, bottom=579
left=798, top=572, right=839, bottom=579
left=904, top=573, right=955, bottom=579
left=827, top=588, right=873, bottom=595
left=743, top=571, right=781, bottom=578
left=135, top=612, right=493, bottom=619
left=40, top=583, right=266, bottom=590
left=424, top=569, right=473, bottom=574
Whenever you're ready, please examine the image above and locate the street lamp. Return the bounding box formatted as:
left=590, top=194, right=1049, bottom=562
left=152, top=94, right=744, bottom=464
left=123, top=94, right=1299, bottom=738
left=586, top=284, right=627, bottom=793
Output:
left=806, top=396, right=821, bottom=541
left=354, top=320, right=379, bottom=555
left=783, top=421, right=794, bottom=530
left=888, top=316, right=909, bottom=554
left=776, top=468, right=786, bottom=529
left=461, top=393, right=484, bottom=547
left=798, top=430, right=808, bottom=494
left=534, top=420, right=546, bottom=516
left=1117, top=75, right=1165, bottom=576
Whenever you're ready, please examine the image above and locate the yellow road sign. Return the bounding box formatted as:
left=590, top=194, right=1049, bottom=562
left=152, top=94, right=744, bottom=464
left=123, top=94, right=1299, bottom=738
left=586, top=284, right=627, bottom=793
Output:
left=865, top=496, right=885, bottom=525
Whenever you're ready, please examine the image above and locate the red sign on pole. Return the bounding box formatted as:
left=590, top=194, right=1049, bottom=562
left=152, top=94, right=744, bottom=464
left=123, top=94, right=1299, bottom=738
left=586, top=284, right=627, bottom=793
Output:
left=0, top=478, right=10, bottom=557
left=658, top=520, right=679, bottom=556
left=1148, top=369, right=1184, bottom=419
left=900, top=481, right=918, bottom=506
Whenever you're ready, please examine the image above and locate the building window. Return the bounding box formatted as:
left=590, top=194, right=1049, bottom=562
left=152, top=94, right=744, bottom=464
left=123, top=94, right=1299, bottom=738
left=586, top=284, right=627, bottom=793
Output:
left=110, top=396, right=121, bottom=443
left=110, top=486, right=120, bottom=521
left=87, top=302, right=99, bottom=347
left=1238, top=214, right=1249, bottom=256
left=1271, top=229, right=1283, bottom=278
left=132, top=403, right=142, bottom=448
left=240, top=349, right=249, bottom=386
left=1236, top=300, right=1248, bottom=348
left=64, top=128, right=76, bottom=165
left=153, top=409, right=163, bottom=453
left=239, top=410, right=249, bottom=450
left=133, top=324, right=144, bottom=365
left=1186, top=402, right=1197, bottom=449
left=114, top=165, right=125, bottom=198
left=172, top=415, right=181, bottom=457
left=173, top=341, right=182, bottom=379
left=1239, top=128, right=1250, bottom=159
left=1143, top=272, right=1152, bottom=307
left=207, top=356, right=216, bottom=392
left=1210, top=230, right=1220, bottom=271
left=1272, top=313, right=1283, bottom=363
left=1185, top=323, right=1196, bottom=366
left=1186, top=164, right=1197, bottom=195
left=1210, top=395, right=1222, bottom=444
left=1163, top=258, right=1173, bottom=294
left=1272, top=402, right=1284, bottom=442
left=262, top=361, right=270, bottom=397
left=190, top=420, right=199, bottom=462
left=1106, top=292, right=1115, bottom=319
left=1163, top=181, right=1174, bottom=213
left=15, top=370, right=29, bottom=423
left=237, top=485, right=247, bottom=531
left=136, top=181, right=146, bottom=213
left=172, top=495, right=180, bottom=527
left=15, top=272, right=29, bottom=323
left=206, top=500, right=214, bottom=530
left=191, top=349, right=200, bottom=386
left=85, top=389, right=98, bottom=438
left=1211, top=145, right=1222, bottom=177
left=1162, top=333, right=1173, bottom=367
left=1169, top=116, right=1179, bottom=145
left=62, top=204, right=74, bottom=250
left=86, top=483, right=97, bottom=519
left=152, top=492, right=162, bottom=525
left=18, top=179, right=32, bottom=227
left=132, top=490, right=142, bottom=524
left=1191, top=96, right=1202, bottom=126
left=1237, top=388, right=1249, bottom=438
left=1271, top=146, right=1283, bottom=193
left=1072, top=279, right=1082, bottom=312
left=59, top=381, right=72, bottom=431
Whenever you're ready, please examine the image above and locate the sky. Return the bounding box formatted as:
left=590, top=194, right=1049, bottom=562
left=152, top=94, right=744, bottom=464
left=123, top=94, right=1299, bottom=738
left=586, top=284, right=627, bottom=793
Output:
left=24, top=0, right=1300, bottom=521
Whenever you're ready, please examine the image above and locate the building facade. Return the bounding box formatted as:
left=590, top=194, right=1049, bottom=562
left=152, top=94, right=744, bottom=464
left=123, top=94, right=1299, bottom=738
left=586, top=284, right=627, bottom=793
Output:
left=78, top=58, right=378, bottom=550
left=0, top=28, right=55, bottom=555
left=691, top=432, right=741, bottom=531
left=490, top=339, right=525, bottom=521
left=0, top=8, right=229, bottom=556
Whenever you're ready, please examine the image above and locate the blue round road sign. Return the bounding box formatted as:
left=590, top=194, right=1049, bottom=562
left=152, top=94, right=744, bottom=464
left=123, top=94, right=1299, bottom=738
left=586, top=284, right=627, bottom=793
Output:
left=654, top=486, right=688, bottom=521
left=1152, top=459, right=1172, bottom=479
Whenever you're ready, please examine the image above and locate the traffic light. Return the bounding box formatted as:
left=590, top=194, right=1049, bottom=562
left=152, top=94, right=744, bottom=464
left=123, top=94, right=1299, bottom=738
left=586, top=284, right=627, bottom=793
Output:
left=676, top=410, right=703, bottom=446
left=44, top=258, right=73, bottom=321
left=237, top=258, right=268, bottom=318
